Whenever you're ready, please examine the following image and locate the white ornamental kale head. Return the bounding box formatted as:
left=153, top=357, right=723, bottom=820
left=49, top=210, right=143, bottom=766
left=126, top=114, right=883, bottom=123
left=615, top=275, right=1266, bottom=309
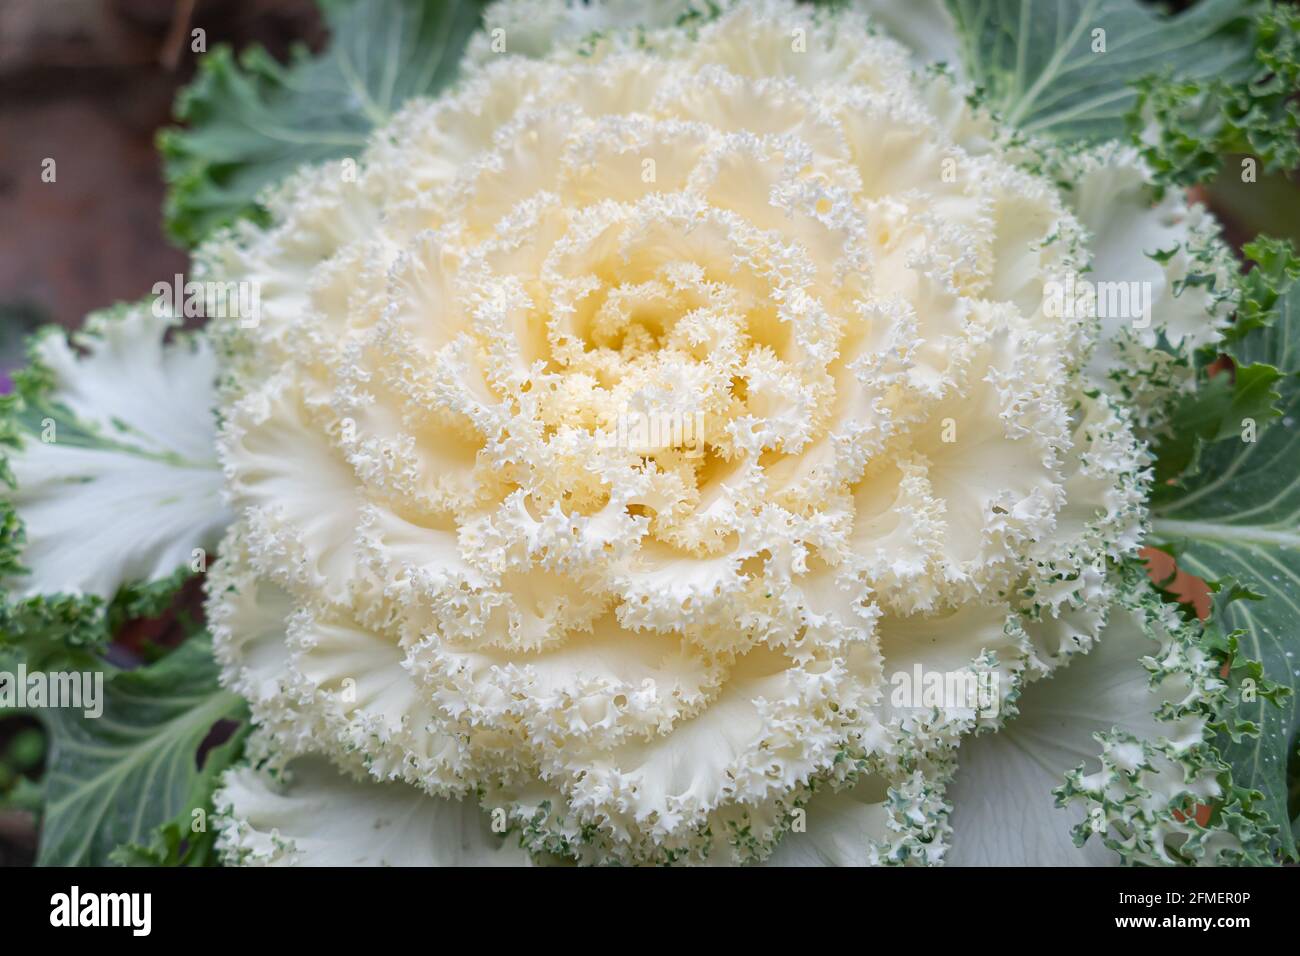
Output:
left=200, top=0, right=1177, bottom=866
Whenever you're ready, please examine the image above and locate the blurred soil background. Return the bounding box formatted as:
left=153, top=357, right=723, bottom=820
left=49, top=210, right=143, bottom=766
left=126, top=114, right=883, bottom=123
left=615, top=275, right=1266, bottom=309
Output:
left=0, top=0, right=1297, bottom=867
left=0, top=0, right=326, bottom=384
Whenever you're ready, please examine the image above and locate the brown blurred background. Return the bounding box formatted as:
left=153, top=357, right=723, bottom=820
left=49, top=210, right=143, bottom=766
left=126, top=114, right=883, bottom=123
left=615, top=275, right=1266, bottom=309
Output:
left=0, top=0, right=327, bottom=378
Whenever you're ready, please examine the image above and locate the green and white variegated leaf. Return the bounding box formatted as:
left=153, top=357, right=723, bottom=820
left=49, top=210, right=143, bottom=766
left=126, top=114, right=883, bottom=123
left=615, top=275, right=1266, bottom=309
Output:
left=1145, top=240, right=1299, bottom=490
left=1047, top=141, right=1237, bottom=438
left=762, top=765, right=953, bottom=867
left=1150, top=273, right=1300, bottom=860
left=946, top=565, right=1276, bottom=865
left=37, top=637, right=247, bottom=866
left=945, top=0, right=1258, bottom=142
left=161, top=0, right=488, bottom=246
left=215, top=752, right=532, bottom=866
left=0, top=303, right=230, bottom=612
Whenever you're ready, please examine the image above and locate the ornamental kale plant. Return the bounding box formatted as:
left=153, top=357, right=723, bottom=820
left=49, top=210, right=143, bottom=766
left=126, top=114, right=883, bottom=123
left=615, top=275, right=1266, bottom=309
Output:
left=2, top=0, right=1299, bottom=867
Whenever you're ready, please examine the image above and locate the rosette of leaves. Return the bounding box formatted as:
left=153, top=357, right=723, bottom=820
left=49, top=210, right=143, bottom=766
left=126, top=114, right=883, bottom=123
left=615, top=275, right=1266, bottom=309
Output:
left=2, top=0, right=1298, bottom=867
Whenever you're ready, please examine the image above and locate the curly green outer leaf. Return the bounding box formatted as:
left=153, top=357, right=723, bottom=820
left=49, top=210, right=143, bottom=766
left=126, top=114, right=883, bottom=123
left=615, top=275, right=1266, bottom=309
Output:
left=1053, top=563, right=1282, bottom=865
left=1152, top=239, right=1300, bottom=493
left=160, top=0, right=487, bottom=246
left=1149, top=265, right=1300, bottom=860
left=35, top=637, right=247, bottom=867
left=1130, top=4, right=1300, bottom=186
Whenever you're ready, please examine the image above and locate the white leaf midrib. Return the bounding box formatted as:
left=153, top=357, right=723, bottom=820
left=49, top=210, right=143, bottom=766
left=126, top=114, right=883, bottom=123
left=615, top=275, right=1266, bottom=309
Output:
left=1151, top=518, right=1300, bottom=549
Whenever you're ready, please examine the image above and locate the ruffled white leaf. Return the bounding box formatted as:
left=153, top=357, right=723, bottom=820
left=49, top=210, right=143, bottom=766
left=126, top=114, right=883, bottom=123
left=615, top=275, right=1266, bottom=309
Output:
left=761, top=776, right=891, bottom=866
left=215, top=755, right=532, bottom=866
left=1064, top=144, right=1235, bottom=432
left=763, top=764, right=955, bottom=866
left=469, top=0, right=698, bottom=63
left=854, top=0, right=963, bottom=72
left=945, top=603, right=1167, bottom=866
left=2, top=306, right=230, bottom=600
